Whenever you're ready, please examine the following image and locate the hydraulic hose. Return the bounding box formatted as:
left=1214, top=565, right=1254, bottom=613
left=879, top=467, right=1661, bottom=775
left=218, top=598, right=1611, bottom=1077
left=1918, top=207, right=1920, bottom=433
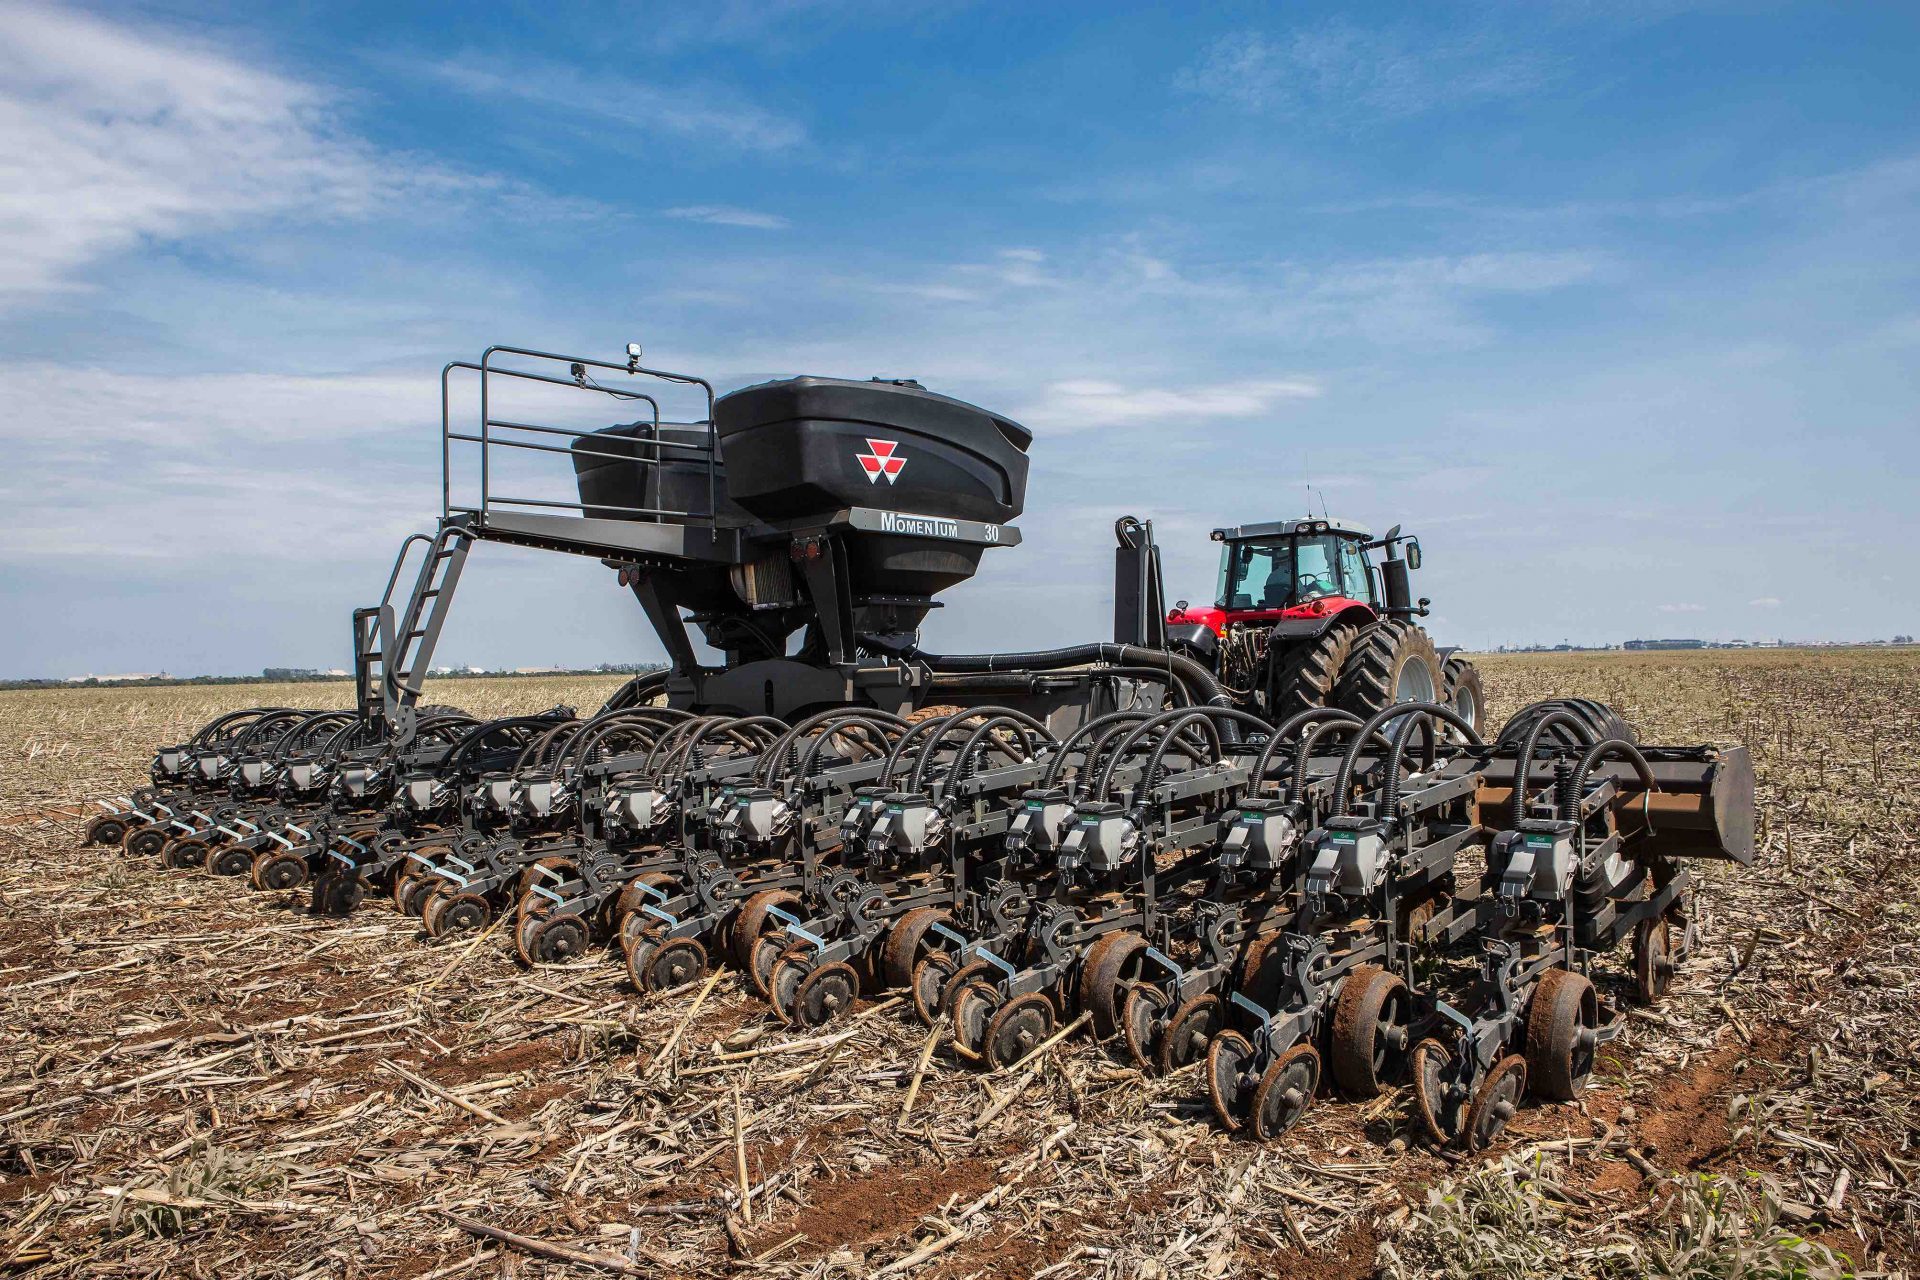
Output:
left=862, top=637, right=1239, bottom=742
left=1558, top=738, right=1657, bottom=820
left=1509, top=710, right=1599, bottom=829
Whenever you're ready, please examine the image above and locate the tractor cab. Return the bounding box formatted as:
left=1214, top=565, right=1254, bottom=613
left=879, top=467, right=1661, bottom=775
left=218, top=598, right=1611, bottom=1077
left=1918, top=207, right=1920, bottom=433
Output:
left=1171, top=518, right=1419, bottom=637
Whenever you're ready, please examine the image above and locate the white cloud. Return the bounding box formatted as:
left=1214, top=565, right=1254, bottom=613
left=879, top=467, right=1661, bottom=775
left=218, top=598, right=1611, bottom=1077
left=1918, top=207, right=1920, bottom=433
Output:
left=1657, top=603, right=1706, bottom=614
left=0, top=363, right=436, bottom=448
left=1016, top=376, right=1322, bottom=432
left=420, top=54, right=805, bottom=152
left=1749, top=596, right=1783, bottom=608
left=1174, top=21, right=1551, bottom=121
left=0, top=4, right=479, bottom=305
left=664, top=205, right=790, bottom=230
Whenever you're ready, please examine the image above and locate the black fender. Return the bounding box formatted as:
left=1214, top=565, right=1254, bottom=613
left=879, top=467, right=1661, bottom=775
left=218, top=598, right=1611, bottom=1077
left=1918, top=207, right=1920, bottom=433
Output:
left=1166, top=623, right=1218, bottom=667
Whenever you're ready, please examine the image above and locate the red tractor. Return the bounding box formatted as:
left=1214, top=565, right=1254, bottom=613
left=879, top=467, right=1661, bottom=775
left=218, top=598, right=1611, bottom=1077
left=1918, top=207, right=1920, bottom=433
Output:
left=1163, top=517, right=1482, bottom=729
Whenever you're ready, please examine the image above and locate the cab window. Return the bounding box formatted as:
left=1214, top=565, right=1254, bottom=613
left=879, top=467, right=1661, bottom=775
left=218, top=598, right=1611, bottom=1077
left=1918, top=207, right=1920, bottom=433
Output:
left=1337, top=539, right=1375, bottom=603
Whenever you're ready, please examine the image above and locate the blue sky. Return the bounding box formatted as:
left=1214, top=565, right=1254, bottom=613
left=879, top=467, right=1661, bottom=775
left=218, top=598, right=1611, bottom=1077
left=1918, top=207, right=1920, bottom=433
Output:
left=1, top=1, right=1915, bottom=676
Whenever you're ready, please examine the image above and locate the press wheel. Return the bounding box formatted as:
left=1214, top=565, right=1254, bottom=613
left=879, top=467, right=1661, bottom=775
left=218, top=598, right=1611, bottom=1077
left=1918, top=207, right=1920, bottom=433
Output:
left=1328, top=965, right=1410, bottom=1099
left=431, top=892, right=491, bottom=938
left=984, top=992, right=1054, bottom=1070
left=640, top=936, right=708, bottom=994
left=525, top=913, right=591, bottom=966
left=254, top=850, right=307, bottom=891
left=910, top=950, right=961, bottom=1027
left=1078, top=930, right=1148, bottom=1042
left=732, top=889, right=802, bottom=970
left=1411, top=1036, right=1472, bottom=1148
left=209, top=844, right=255, bottom=878
left=1633, top=915, right=1674, bottom=1006
left=949, top=979, right=1002, bottom=1060
left=125, top=825, right=169, bottom=858
left=1157, top=994, right=1223, bottom=1076
left=880, top=907, right=953, bottom=990
left=1119, top=984, right=1168, bottom=1070
left=791, top=960, right=859, bottom=1029
left=1524, top=969, right=1599, bottom=1101
left=1205, top=1028, right=1258, bottom=1133
left=1465, top=1055, right=1528, bottom=1152
left=1250, top=1043, right=1320, bottom=1141
left=85, top=815, right=129, bottom=847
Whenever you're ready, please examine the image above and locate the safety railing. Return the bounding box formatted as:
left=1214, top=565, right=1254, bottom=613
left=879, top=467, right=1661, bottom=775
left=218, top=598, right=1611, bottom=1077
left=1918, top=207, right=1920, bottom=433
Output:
left=440, top=344, right=719, bottom=526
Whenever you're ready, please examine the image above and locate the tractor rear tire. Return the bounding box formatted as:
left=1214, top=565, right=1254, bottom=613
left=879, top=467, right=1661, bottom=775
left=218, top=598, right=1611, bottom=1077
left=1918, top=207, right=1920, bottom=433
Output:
left=1443, top=657, right=1485, bottom=736
left=1334, top=620, right=1443, bottom=720
left=1262, top=622, right=1363, bottom=723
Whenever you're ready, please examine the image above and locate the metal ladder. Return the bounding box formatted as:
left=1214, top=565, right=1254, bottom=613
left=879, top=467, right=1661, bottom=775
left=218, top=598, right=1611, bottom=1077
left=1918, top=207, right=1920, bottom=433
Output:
left=359, top=521, right=475, bottom=743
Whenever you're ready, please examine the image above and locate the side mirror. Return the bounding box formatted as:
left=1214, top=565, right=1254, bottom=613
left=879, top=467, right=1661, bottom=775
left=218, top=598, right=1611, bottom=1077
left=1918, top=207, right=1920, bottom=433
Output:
left=1174, top=599, right=1189, bottom=612
left=1406, top=539, right=1422, bottom=571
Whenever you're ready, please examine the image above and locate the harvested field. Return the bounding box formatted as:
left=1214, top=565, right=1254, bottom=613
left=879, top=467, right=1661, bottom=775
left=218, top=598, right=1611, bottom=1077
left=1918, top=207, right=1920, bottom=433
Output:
left=1, top=649, right=1915, bottom=1278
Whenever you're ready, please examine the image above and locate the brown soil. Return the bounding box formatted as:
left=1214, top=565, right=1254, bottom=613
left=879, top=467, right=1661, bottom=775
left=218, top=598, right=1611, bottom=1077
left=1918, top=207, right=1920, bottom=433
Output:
left=746, top=1147, right=1009, bottom=1259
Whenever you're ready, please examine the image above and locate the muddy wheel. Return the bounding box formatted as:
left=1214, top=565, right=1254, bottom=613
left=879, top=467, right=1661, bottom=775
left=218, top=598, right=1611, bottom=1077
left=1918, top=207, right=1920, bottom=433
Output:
left=85, top=815, right=129, bottom=847
left=792, top=961, right=859, bottom=1029
left=880, top=907, right=952, bottom=990
left=125, top=825, right=169, bottom=858
left=1411, top=1036, right=1472, bottom=1148
left=1078, top=930, right=1148, bottom=1042
left=1329, top=965, right=1410, bottom=1099
left=769, top=951, right=810, bottom=1023
left=419, top=887, right=453, bottom=937
left=749, top=932, right=789, bottom=999
left=431, top=893, right=491, bottom=938
left=311, top=871, right=365, bottom=917
left=1119, top=983, right=1168, bottom=1070
left=526, top=913, right=591, bottom=965
left=163, top=837, right=208, bottom=869
left=1633, top=915, right=1674, bottom=1006
left=1250, top=1043, right=1320, bottom=1141
left=910, top=950, right=961, bottom=1027
left=613, top=872, right=677, bottom=933
left=640, top=937, right=708, bottom=994
left=209, top=845, right=255, bottom=878
left=985, top=993, right=1054, bottom=1070
left=623, top=938, right=658, bottom=992
left=256, top=851, right=308, bottom=890
left=1525, top=969, right=1598, bottom=1101
left=732, top=889, right=802, bottom=971
left=1465, top=1055, right=1528, bottom=1152
left=1206, top=1029, right=1258, bottom=1133
left=393, top=872, right=428, bottom=914
left=1158, top=994, right=1223, bottom=1076
left=949, top=979, right=1001, bottom=1061
left=514, top=902, right=548, bottom=967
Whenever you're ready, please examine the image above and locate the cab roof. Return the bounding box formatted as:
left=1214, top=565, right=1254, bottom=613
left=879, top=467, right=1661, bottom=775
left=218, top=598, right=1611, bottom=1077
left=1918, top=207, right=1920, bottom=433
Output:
left=1211, top=518, right=1372, bottom=542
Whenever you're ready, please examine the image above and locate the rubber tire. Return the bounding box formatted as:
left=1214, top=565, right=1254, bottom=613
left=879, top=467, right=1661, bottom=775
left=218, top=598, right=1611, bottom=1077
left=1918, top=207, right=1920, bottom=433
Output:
left=1496, top=698, right=1637, bottom=750
left=1443, top=657, right=1485, bottom=736
left=1262, top=621, right=1363, bottom=723
left=1079, top=931, right=1148, bottom=1042
left=880, top=907, right=952, bottom=990
left=1334, top=620, right=1443, bottom=720
left=1328, top=965, right=1409, bottom=1100
left=731, top=889, right=802, bottom=971
left=1524, top=969, right=1599, bottom=1101
left=1157, top=994, right=1222, bottom=1076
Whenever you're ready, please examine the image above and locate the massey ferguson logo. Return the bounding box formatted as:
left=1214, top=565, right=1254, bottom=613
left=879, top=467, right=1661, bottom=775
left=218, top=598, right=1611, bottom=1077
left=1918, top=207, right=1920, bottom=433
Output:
left=856, top=438, right=906, bottom=484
